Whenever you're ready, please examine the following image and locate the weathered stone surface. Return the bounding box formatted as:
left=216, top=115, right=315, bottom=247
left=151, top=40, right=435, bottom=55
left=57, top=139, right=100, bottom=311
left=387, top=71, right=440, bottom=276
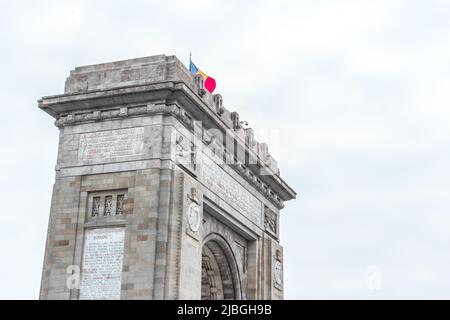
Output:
left=39, top=54, right=296, bottom=300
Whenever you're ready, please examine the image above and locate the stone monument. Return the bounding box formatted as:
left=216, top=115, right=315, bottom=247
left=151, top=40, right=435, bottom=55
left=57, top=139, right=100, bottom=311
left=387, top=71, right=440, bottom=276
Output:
left=38, top=54, right=296, bottom=300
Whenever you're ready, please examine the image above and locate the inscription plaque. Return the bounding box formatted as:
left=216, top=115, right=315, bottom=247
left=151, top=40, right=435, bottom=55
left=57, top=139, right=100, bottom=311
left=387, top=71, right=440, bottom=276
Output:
left=78, top=127, right=145, bottom=162
left=79, top=228, right=125, bottom=300
left=201, top=156, right=262, bottom=225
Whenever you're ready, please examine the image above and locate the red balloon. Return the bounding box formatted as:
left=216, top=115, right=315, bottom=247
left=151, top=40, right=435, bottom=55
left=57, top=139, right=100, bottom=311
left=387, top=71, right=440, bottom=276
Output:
left=204, top=77, right=216, bottom=93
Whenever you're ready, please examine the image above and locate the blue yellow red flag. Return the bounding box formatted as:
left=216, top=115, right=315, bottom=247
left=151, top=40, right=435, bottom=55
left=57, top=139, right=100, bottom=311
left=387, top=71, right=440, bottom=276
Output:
left=189, top=60, right=216, bottom=94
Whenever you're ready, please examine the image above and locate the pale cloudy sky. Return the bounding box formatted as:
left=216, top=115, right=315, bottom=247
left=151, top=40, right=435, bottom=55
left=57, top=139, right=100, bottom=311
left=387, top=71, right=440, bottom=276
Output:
left=1, top=0, right=450, bottom=299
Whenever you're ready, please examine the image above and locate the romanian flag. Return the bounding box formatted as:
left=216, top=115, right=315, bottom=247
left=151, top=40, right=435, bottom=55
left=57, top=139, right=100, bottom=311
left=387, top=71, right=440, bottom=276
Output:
left=189, top=60, right=216, bottom=94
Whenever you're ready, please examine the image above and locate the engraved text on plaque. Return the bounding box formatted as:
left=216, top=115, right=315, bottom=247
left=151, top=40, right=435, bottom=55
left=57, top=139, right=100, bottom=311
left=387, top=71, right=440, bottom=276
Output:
left=78, top=127, right=145, bottom=162
left=201, top=156, right=262, bottom=225
left=79, top=228, right=125, bottom=300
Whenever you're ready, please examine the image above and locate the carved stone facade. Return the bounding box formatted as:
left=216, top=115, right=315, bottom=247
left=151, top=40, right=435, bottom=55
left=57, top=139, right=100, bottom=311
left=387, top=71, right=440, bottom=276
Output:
left=39, top=54, right=296, bottom=300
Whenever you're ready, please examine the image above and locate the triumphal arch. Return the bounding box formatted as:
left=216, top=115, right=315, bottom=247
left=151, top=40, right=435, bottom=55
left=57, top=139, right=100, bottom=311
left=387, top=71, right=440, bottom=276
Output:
left=38, top=54, right=296, bottom=300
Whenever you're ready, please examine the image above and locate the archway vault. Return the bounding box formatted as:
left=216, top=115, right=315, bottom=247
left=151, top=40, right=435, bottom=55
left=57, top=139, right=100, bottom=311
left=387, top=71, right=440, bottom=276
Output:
left=201, top=233, right=242, bottom=300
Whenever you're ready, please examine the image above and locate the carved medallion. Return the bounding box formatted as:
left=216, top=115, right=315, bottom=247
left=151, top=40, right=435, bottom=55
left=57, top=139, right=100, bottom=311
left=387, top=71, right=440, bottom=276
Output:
left=274, top=260, right=283, bottom=286
left=187, top=202, right=201, bottom=232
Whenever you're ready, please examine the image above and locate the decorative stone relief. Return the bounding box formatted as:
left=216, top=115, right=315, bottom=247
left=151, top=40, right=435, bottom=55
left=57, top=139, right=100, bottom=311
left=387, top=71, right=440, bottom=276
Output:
left=186, top=187, right=202, bottom=233
left=258, top=142, right=269, bottom=161
left=234, top=241, right=247, bottom=273
left=187, top=202, right=201, bottom=232
left=274, top=260, right=283, bottom=287
left=187, top=187, right=200, bottom=204
left=264, top=206, right=277, bottom=236
left=231, top=112, right=241, bottom=130
left=87, top=191, right=128, bottom=220
left=213, top=94, right=224, bottom=115
left=104, top=196, right=112, bottom=216
left=194, top=74, right=206, bottom=97
left=116, top=195, right=124, bottom=215
left=245, top=128, right=255, bottom=148
left=91, top=197, right=100, bottom=217
left=175, top=133, right=196, bottom=172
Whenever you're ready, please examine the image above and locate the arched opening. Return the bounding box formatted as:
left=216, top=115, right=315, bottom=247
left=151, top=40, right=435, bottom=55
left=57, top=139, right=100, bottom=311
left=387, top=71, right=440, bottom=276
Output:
left=201, top=236, right=241, bottom=300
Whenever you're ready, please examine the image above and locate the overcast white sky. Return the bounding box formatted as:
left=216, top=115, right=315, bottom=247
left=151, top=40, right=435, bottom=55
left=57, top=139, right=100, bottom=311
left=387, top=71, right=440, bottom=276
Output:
left=1, top=0, right=450, bottom=299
